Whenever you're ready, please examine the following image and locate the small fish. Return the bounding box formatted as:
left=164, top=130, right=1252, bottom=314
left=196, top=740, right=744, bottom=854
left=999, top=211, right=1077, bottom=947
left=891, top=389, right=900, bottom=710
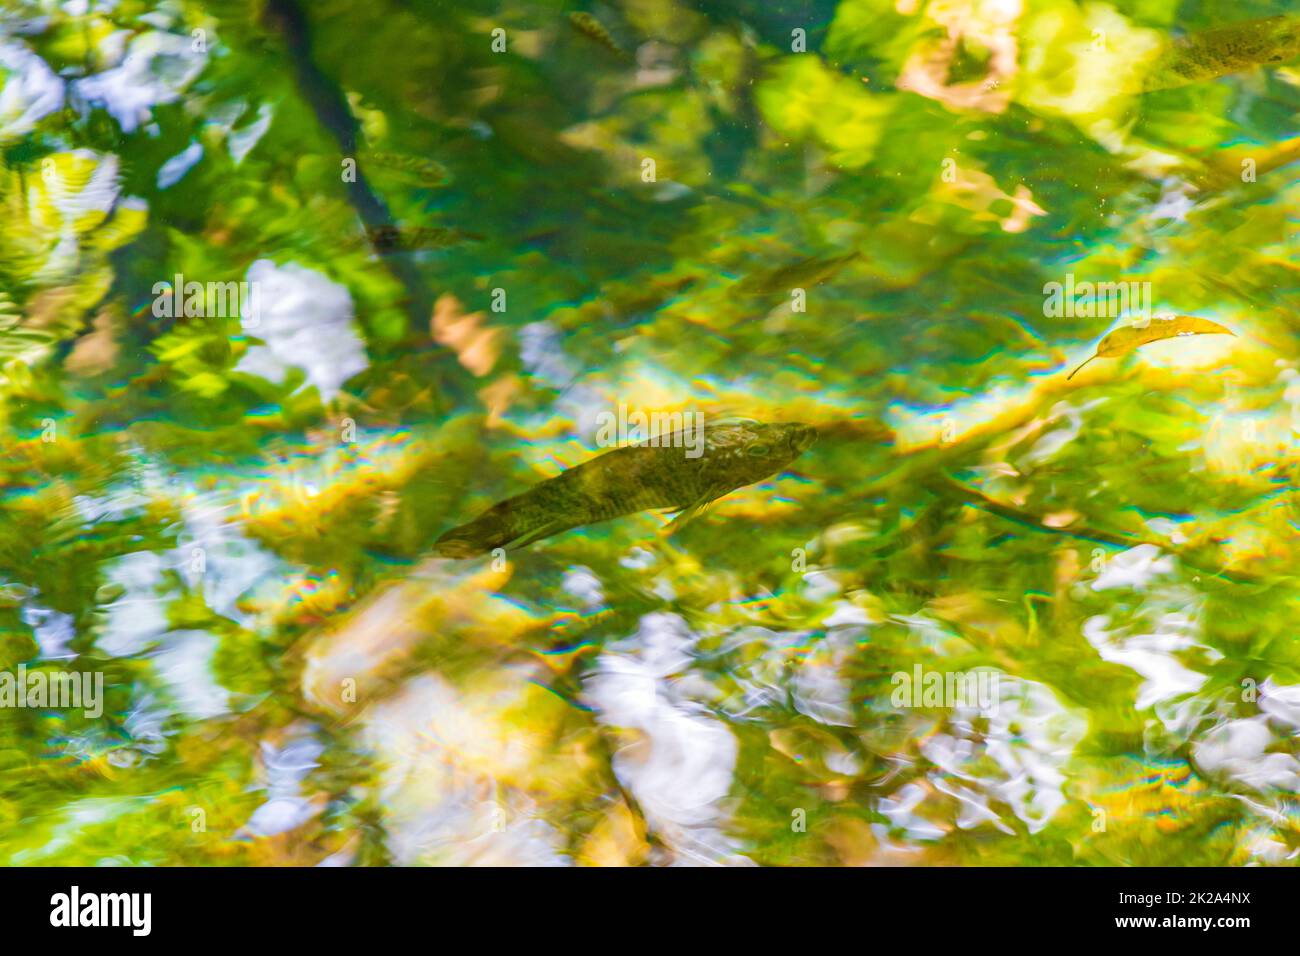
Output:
left=735, top=252, right=862, bottom=297
left=568, top=11, right=633, bottom=62
left=365, top=224, right=483, bottom=253
left=1143, top=15, right=1300, bottom=92
left=435, top=421, right=817, bottom=557
left=364, top=150, right=451, bottom=187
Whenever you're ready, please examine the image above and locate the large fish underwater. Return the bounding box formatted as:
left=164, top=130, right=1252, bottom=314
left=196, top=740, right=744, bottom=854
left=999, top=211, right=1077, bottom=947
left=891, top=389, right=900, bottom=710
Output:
left=434, top=420, right=817, bottom=557
left=1141, top=14, right=1300, bottom=91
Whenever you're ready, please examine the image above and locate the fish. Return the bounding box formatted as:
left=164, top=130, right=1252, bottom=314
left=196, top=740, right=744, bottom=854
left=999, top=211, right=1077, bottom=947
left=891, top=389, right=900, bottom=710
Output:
left=363, top=150, right=452, bottom=187
left=364, top=224, right=483, bottom=253
left=568, top=11, right=633, bottom=62
left=735, top=251, right=862, bottom=297
left=1142, top=15, right=1300, bottom=92
left=434, top=420, right=817, bottom=557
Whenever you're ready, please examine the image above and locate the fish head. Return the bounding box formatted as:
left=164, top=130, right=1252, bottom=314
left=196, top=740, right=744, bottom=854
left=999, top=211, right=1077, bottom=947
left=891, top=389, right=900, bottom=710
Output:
left=1277, top=19, right=1300, bottom=58
left=723, top=422, right=817, bottom=484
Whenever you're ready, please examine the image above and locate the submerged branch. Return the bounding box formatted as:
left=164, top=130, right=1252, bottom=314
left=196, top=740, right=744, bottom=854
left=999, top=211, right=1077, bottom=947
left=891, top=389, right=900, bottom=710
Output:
left=925, top=472, right=1261, bottom=585
left=261, top=0, right=474, bottom=410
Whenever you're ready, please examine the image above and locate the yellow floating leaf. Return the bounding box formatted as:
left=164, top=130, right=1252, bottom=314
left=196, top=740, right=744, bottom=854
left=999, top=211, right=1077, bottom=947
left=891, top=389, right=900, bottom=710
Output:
left=1068, top=314, right=1236, bottom=380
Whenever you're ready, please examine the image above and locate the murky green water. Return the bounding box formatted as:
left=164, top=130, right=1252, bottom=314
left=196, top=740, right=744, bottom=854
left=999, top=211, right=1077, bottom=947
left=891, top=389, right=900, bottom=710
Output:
left=1, top=0, right=1298, bottom=866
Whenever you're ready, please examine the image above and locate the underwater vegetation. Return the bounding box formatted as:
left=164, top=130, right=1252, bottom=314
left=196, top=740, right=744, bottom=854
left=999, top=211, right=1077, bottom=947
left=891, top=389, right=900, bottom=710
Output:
left=0, top=0, right=1298, bottom=868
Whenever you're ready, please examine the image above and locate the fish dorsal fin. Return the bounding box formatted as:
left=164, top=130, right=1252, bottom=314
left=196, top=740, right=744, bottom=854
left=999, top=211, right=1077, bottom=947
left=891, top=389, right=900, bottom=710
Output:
left=625, top=416, right=709, bottom=451
left=700, top=399, right=759, bottom=426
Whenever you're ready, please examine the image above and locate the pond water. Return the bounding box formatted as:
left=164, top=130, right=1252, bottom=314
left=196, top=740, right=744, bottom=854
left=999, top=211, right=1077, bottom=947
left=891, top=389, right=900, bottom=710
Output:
left=0, top=0, right=1298, bottom=866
